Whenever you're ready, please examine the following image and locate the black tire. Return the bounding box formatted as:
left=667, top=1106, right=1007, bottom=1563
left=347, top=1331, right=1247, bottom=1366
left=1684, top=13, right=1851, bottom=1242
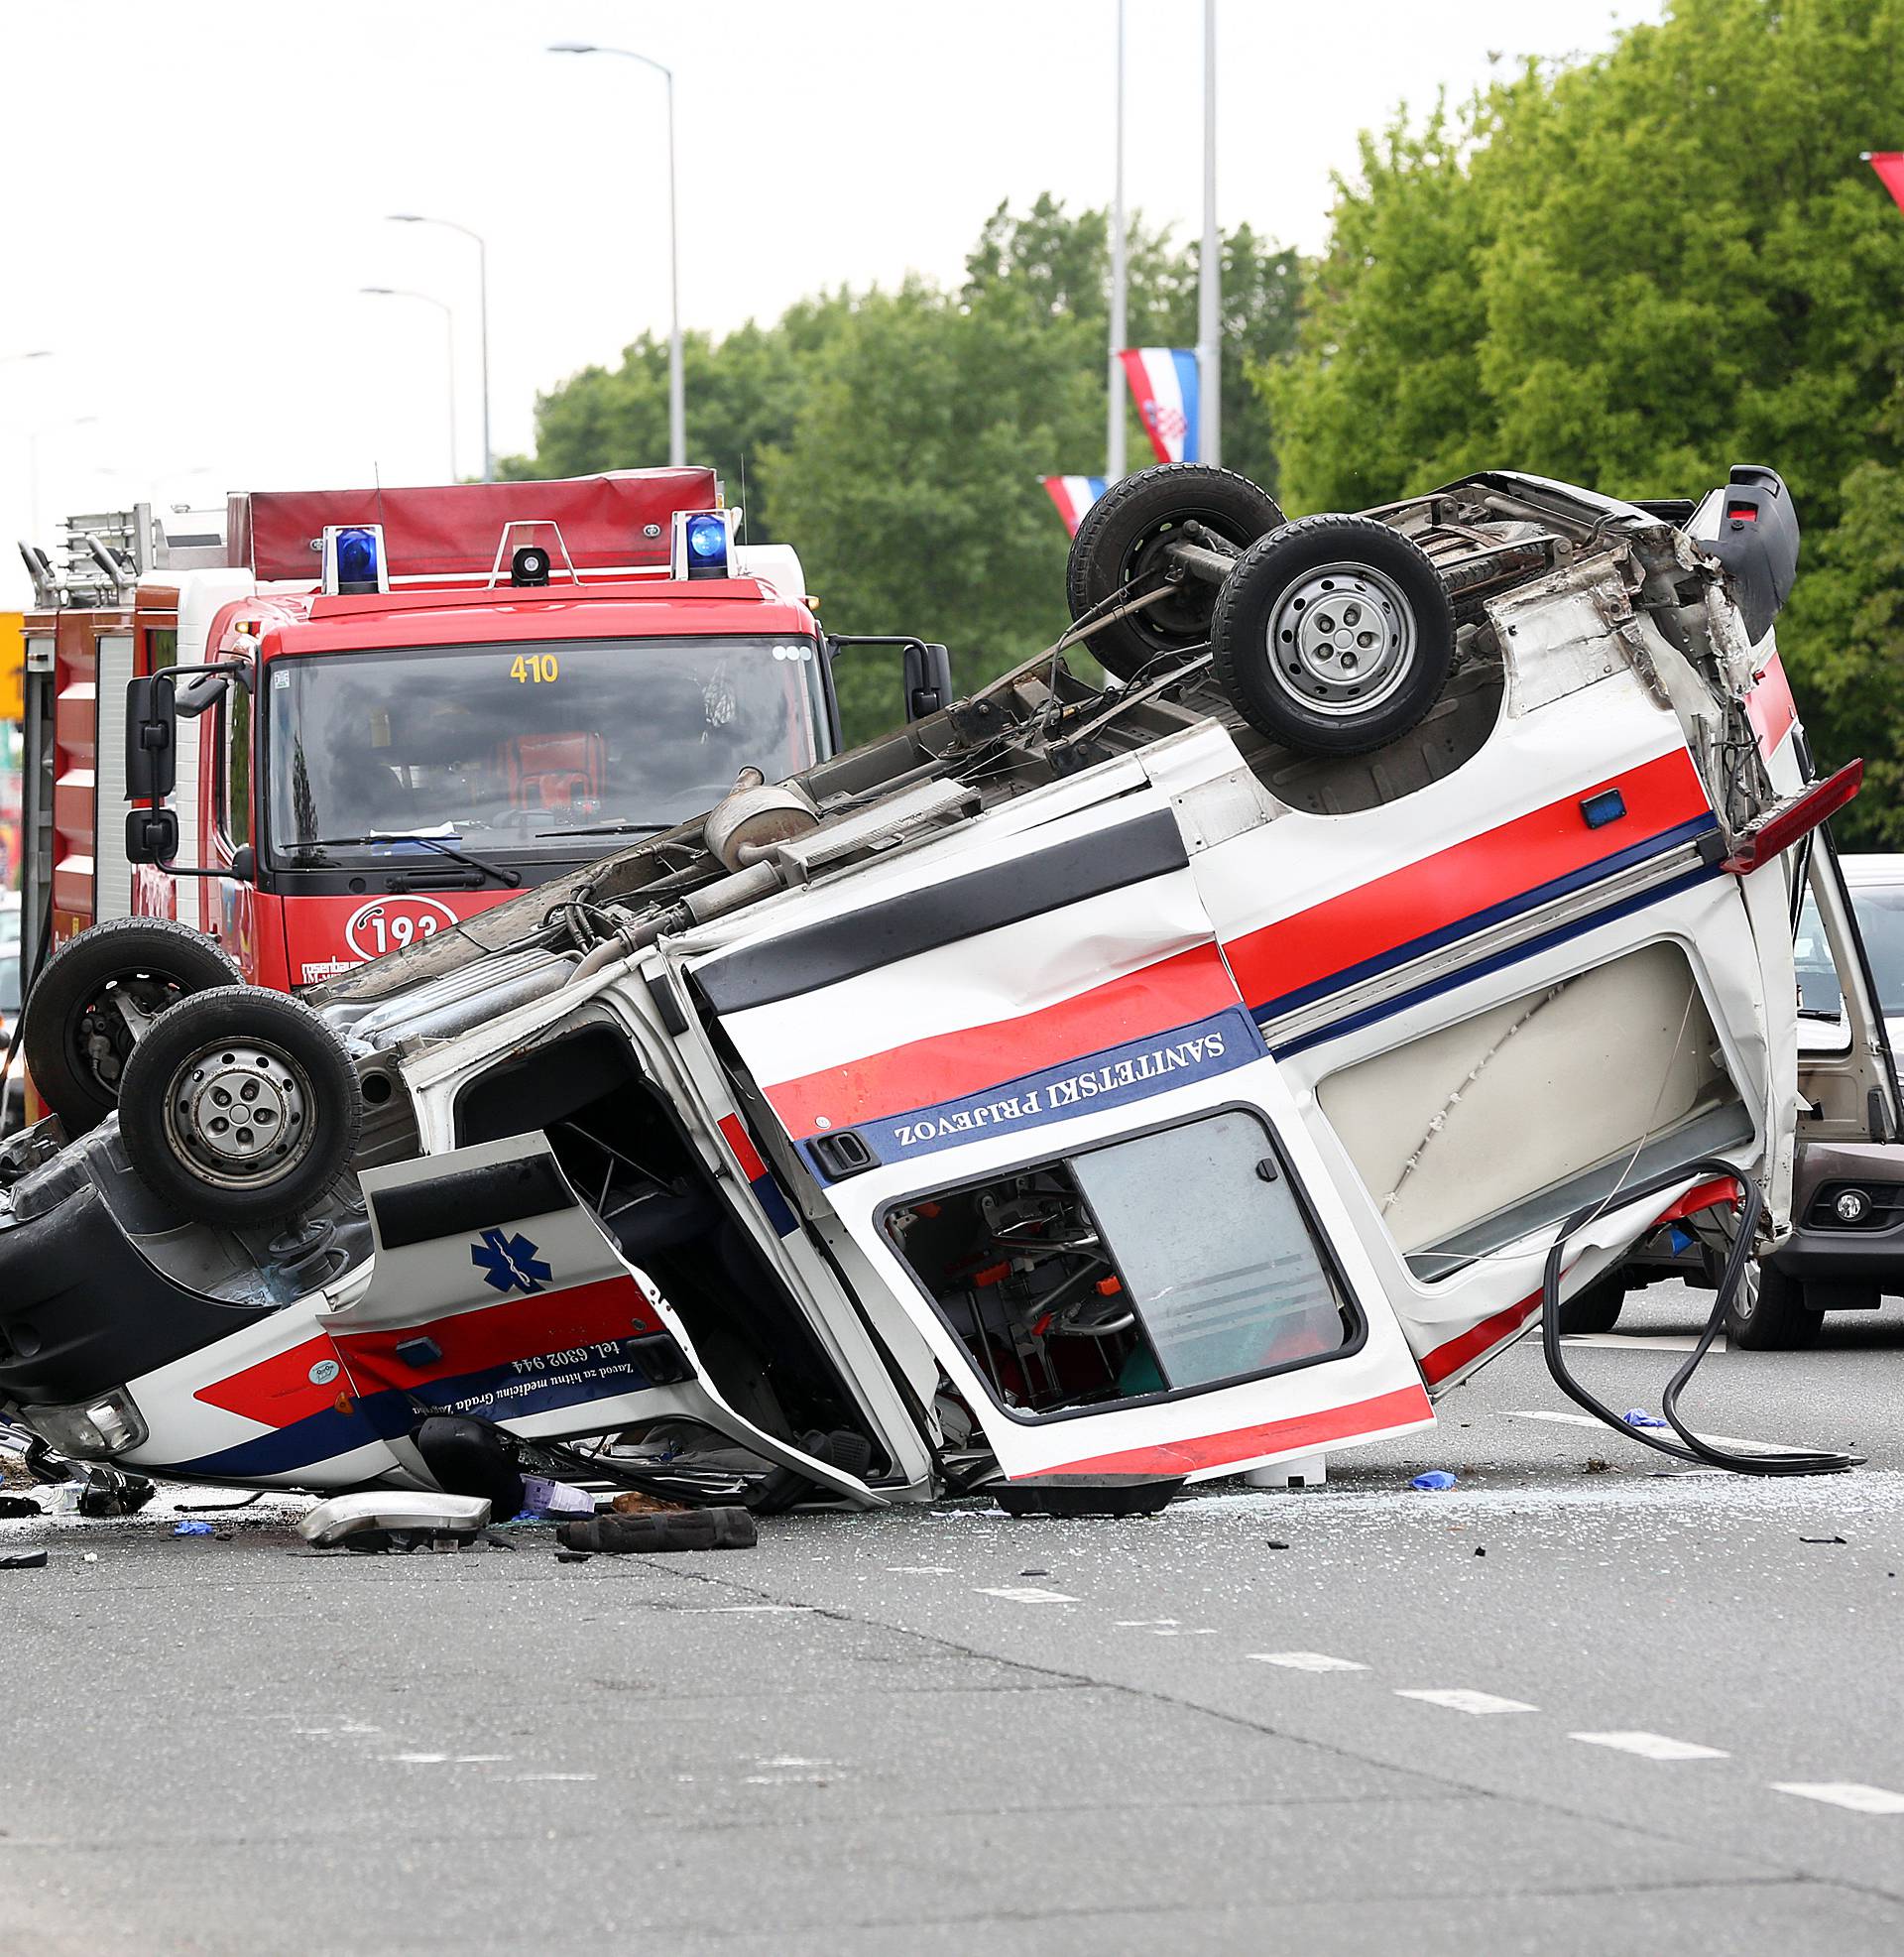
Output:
left=1556, top=1272, right=1626, bottom=1335
left=116, top=986, right=361, bottom=1227
left=1210, top=513, right=1457, bottom=755
left=1725, top=1258, right=1824, bottom=1351
left=1066, top=463, right=1285, bottom=679
left=22, top=917, right=241, bottom=1137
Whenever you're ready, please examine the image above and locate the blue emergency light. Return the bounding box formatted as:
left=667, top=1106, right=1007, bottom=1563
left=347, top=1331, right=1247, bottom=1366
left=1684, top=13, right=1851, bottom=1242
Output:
left=685, top=512, right=729, bottom=574
left=335, top=528, right=381, bottom=591
left=320, top=522, right=390, bottom=596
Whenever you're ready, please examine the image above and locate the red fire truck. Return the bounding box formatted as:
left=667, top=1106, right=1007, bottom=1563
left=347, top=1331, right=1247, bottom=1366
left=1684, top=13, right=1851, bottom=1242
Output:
left=13, top=473, right=947, bottom=1133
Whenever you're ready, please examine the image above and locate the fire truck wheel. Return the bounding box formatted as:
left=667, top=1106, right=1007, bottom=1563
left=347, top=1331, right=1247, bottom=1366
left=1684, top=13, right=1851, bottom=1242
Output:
left=22, top=917, right=243, bottom=1137
left=1211, top=514, right=1456, bottom=755
left=1065, top=463, right=1285, bottom=679
left=117, top=986, right=362, bottom=1228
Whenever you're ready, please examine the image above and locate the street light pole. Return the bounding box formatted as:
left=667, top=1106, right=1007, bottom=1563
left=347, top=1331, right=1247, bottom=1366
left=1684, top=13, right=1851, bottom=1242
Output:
left=548, top=41, right=685, bottom=468
left=1108, top=0, right=1127, bottom=484
left=362, top=286, right=460, bottom=481
left=387, top=214, right=490, bottom=479
left=1197, top=0, right=1221, bottom=468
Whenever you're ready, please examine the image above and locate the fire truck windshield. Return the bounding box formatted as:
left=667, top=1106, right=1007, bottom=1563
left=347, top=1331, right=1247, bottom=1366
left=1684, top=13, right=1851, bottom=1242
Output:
left=264, top=635, right=825, bottom=865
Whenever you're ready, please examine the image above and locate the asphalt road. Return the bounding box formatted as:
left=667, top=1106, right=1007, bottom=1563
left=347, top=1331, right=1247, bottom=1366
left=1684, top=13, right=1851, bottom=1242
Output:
left=4, top=1280, right=1903, bottom=1955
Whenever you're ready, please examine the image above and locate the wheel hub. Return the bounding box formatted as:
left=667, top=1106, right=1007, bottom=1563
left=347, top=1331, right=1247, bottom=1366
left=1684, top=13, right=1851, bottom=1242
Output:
left=1266, top=562, right=1416, bottom=715
left=167, top=1041, right=311, bottom=1186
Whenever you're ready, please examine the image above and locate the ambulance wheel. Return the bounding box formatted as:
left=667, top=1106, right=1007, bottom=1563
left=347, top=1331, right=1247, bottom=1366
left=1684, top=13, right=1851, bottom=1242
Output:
left=1210, top=514, right=1456, bottom=755
left=1555, top=1272, right=1627, bottom=1335
left=117, top=986, right=362, bottom=1227
left=1722, top=1258, right=1823, bottom=1351
left=1065, top=463, right=1285, bottom=680
left=22, top=917, right=242, bottom=1137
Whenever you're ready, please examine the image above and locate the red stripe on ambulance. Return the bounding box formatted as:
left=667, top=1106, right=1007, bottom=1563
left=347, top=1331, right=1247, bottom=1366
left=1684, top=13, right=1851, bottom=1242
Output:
left=763, top=941, right=1239, bottom=1139
left=1223, top=749, right=1712, bottom=1013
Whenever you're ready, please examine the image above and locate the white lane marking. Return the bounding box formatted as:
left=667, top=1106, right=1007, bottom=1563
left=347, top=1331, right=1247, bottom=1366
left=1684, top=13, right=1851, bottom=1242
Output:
left=1249, top=1651, right=1369, bottom=1672
left=976, top=1585, right=1078, bottom=1604
left=694, top=1604, right=814, bottom=1614
left=1505, top=1409, right=1813, bottom=1455
left=509, top=1773, right=597, bottom=1783
left=1570, top=1731, right=1727, bottom=1761
left=1395, top=1688, right=1537, bottom=1716
left=1560, top=1333, right=1727, bottom=1352
left=1773, top=1782, right=1904, bottom=1814
left=886, top=1564, right=956, bottom=1574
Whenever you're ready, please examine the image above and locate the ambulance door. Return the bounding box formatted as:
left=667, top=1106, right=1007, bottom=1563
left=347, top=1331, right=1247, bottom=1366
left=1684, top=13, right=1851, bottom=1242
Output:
left=695, top=793, right=1433, bottom=1483
left=327, top=1134, right=881, bottom=1501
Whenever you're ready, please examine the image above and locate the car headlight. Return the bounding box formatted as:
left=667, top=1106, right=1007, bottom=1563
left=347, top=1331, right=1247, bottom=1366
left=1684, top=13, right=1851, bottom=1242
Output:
left=23, top=1389, right=148, bottom=1460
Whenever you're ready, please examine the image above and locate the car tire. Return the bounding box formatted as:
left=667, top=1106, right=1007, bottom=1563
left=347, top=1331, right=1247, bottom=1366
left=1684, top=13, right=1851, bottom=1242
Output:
left=1555, top=1272, right=1626, bottom=1335
left=1065, top=463, right=1285, bottom=680
left=22, top=917, right=242, bottom=1137
left=1210, top=513, right=1456, bottom=755
left=116, top=985, right=362, bottom=1228
left=1722, top=1257, right=1823, bottom=1351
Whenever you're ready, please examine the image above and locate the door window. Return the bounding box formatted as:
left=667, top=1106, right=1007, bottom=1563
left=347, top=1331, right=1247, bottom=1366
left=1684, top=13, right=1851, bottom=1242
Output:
left=883, top=1109, right=1355, bottom=1421
left=216, top=682, right=252, bottom=849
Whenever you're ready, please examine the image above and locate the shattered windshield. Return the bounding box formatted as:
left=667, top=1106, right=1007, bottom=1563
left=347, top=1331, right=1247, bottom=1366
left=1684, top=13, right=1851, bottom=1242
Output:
left=263, top=635, right=824, bottom=864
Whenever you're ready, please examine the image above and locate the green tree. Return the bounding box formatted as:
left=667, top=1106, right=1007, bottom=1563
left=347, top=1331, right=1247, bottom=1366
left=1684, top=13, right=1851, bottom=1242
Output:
left=1265, top=0, right=1904, bottom=842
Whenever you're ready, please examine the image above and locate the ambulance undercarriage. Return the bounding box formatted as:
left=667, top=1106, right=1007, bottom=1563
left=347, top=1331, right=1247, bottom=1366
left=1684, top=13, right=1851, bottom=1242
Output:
left=0, top=463, right=1851, bottom=1501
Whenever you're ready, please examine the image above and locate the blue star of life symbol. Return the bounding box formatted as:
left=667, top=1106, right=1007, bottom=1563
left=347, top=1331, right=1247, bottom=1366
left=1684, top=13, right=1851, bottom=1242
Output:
left=470, top=1228, right=552, bottom=1296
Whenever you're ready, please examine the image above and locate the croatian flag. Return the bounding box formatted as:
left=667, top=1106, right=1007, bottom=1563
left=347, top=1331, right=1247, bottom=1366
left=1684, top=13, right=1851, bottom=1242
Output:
left=1042, top=475, right=1108, bottom=536
left=1120, top=347, right=1201, bottom=464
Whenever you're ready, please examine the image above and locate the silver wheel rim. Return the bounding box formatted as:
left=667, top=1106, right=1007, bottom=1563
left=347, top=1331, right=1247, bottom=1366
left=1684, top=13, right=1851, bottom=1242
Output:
left=1264, top=560, right=1417, bottom=716
left=162, top=1038, right=314, bottom=1190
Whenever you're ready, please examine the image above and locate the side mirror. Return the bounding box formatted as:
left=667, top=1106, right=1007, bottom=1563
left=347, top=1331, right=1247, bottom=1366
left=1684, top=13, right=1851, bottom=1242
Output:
left=127, top=807, right=178, bottom=865
left=228, top=843, right=256, bottom=884
left=903, top=641, right=953, bottom=722
left=125, top=675, right=178, bottom=801
left=1701, top=464, right=1800, bottom=646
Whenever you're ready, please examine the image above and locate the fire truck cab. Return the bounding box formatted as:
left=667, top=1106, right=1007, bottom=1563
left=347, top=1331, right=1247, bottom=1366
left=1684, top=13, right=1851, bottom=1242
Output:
left=14, top=473, right=947, bottom=1130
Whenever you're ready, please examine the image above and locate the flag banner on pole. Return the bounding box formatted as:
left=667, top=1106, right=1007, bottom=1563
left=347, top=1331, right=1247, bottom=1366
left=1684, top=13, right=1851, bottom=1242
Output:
left=1119, top=348, right=1201, bottom=465
left=1042, top=475, right=1109, bottom=536
left=1869, top=152, right=1904, bottom=212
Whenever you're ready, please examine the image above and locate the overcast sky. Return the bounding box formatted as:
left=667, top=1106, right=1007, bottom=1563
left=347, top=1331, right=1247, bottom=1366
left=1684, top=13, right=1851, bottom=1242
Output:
left=0, top=0, right=1661, bottom=606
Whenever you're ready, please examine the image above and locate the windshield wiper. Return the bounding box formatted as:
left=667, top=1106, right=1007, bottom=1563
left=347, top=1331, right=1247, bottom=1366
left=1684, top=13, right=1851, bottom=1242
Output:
left=533, top=820, right=677, bottom=840
left=287, top=834, right=521, bottom=889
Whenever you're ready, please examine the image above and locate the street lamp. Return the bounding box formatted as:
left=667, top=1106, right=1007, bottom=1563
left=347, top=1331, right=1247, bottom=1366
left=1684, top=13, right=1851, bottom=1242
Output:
left=387, top=214, right=491, bottom=480
left=547, top=40, right=684, bottom=469
left=27, top=415, right=99, bottom=540
left=362, top=286, right=460, bottom=481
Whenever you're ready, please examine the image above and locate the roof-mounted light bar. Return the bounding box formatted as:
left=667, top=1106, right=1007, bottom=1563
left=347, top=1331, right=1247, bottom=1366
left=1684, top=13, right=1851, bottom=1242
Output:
left=1721, top=759, right=1862, bottom=874
left=320, top=524, right=389, bottom=596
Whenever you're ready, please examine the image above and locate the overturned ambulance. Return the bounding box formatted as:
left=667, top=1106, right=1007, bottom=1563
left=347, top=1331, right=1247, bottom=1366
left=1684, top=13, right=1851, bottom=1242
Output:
left=0, top=463, right=1860, bottom=1504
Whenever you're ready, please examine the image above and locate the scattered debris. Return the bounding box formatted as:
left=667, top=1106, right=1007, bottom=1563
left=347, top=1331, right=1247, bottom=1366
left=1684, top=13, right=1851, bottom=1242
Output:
left=0, top=1548, right=48, bottom=1569
left=172, top=1519, right=215, bottom=1537
left=1624, top=1409, right=1671, bottom=1430
left=518, top=1476, right=594, bottom=1520
left=1474, top=1546, right=1488, bottom=1557
left=1585, top=1458, right=1613, bottom=1474
left=1265, top=1539, right=1290, bottom=1550
left=558, top=1508, right=758, bottom=1554
left=609, top=1490, right=688, bottom=1517
left=1411, top=1472, right=1458, bottom=1492
left=1800, top=1533, right=1848, bottom=1544
left=0, top=1495, right=43, bottom=1518
left=993, top=1476, right=1183, bottom=1519
left=298, top=1492, right=492, bottom=1549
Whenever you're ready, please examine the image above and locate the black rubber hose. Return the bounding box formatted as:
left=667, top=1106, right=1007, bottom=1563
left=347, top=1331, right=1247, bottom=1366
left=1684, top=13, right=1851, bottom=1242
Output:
left=1540, top=1157, right=1860, bottom=1476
